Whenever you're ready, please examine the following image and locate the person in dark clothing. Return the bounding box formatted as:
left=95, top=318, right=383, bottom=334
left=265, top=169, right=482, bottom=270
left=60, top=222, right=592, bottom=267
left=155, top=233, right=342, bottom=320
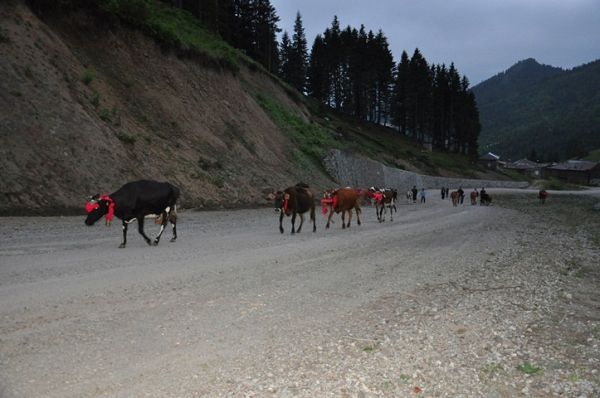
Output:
left=445, top=187, right=449, bottom=198
left=411, top=186, right=418, bottom=203
left=441, top=187, right=445, bottom=200
left=458, top=187, right=465, bottom=205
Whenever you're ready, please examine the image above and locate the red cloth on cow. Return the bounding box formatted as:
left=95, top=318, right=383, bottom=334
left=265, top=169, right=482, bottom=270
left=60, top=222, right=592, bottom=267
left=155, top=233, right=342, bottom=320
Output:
left=320, top=196, right=339, bottom=215
left=85, top=194, right=115, bottom=223
left=101, top=194, right=115, bottom=222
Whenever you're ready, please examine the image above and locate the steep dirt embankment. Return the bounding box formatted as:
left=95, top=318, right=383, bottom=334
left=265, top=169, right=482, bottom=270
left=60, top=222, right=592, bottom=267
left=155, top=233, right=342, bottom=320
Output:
left=0, top=2, right=333, bottom=214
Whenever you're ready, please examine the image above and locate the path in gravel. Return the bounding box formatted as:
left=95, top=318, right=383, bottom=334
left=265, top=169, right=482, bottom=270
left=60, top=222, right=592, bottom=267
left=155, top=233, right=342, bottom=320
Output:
left=1, top=189, right=598, bottom=397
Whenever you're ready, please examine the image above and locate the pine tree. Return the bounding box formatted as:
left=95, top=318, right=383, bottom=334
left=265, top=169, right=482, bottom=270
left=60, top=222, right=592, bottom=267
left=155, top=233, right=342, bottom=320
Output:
left=288, top=12, right=308, bottom=93
left=279, top=31, right=292, bottom=81
left=392, top=51, right=410, bottom=135
left=307, top=35, right=328, bottom=103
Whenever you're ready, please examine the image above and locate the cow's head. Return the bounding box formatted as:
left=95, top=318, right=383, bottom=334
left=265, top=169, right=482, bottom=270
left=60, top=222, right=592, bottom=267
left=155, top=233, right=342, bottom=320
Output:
left=272, top=191, right=289, bottom=214
left=84, top=194, right=110, bottom=225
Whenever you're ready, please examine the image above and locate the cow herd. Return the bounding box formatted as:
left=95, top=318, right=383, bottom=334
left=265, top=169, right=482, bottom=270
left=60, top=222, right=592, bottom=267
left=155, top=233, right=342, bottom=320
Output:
left=271, top=184, right=399, bottom=234
left=84, top=180, right=491, bottom=247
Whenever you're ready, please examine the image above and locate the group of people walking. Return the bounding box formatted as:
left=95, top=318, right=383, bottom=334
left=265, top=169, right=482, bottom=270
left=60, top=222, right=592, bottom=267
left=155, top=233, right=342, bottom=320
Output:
left=408, top=186, right=490, bottom=206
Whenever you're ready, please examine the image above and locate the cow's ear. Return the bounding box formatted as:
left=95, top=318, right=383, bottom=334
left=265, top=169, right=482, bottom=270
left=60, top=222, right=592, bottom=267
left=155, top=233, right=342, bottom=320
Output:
left=266, top=192, right=276, bottom=200
left=284, top=193, right=290, bottom=200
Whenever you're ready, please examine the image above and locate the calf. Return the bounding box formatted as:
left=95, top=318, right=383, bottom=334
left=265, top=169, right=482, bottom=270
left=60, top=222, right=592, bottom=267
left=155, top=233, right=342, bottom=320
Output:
left=269, top=183, right=316, bottom=234
left=85, top=180, right=179, bottom=248
left=369, top=187, right=397, bottom=222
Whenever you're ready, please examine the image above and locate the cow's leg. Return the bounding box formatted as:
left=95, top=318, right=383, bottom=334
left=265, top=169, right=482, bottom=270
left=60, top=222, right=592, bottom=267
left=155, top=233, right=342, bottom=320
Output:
left=279, top=212, right=285, bottom=234
left=297, top=213, right=304, bottom=233
left=326, top=209, right=333, bottom=229
left=170, top=212, right=177, bottom=242
left=119, top=220, right=128, bottom=248
left=137, top=216, right=152, bottom=246
left=341, top=210, right=346, bottom=229
left=310, top=205, right=316, bottom=233
left=347, top=209, right=353, bottom=228
left=153, top=211, right=169, bottom=245
left=356, top=207, right=362, bottom=226
left=291, top=212, right=296, bottom=234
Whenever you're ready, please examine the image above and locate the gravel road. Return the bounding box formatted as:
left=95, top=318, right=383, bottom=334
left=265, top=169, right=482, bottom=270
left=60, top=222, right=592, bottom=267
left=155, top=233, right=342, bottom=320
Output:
left=1, top=189, right=599, bottom=397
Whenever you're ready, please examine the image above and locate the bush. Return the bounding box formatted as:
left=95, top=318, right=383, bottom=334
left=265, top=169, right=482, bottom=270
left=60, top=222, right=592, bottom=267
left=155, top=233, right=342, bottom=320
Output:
left=90, top=91, right=100, bottom=107
left=115, top=131, right=136, bottom=144
left=81, top=69, right=94, bottom=85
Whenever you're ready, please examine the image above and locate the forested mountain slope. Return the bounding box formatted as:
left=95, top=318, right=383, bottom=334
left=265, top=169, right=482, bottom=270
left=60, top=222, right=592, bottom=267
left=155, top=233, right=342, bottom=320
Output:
left=472, top=58, right=600, bottom=161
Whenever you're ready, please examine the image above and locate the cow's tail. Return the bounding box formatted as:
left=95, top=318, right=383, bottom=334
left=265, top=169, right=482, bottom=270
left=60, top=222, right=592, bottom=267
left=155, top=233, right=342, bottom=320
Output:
left=310, top=199, right=317, bottom=232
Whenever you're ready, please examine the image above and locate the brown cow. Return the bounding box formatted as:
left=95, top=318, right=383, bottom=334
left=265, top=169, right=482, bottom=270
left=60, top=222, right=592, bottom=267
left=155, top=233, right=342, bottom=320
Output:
left=450, top=191, right=460, bottom=207
left=322, top=187, right=363, bottom=229
left=269, top=183, right=316, bottom=234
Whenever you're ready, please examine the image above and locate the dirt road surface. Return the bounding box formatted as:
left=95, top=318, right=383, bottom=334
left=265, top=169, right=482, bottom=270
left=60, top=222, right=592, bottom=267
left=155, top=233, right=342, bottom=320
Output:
left=1, top=189, right=599, bottom=397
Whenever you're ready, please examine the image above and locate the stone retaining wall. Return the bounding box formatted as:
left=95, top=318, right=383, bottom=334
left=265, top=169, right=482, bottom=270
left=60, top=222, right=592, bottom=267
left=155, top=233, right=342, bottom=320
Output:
left=323, top=149, right=529, bottom=192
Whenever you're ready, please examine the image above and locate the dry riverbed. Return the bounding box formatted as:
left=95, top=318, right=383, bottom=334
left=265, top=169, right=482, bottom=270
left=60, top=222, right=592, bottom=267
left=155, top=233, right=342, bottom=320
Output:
left=0, top=190, right=599, bottom=397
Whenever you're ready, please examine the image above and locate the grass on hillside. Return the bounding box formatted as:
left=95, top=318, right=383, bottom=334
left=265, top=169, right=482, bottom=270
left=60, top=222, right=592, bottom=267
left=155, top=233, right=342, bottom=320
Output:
left=584, top=149, right=600, bottom=161
left=96, top=0, right=247, bottom=72
left=254, top=93, right=339, bottom=167
left=305, top=101, right=480, bottom=176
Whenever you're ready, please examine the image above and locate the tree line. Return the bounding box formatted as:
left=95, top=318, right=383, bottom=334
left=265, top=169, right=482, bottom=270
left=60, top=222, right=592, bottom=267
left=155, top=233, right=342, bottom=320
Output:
left=164, top=1, right=481, bottom=157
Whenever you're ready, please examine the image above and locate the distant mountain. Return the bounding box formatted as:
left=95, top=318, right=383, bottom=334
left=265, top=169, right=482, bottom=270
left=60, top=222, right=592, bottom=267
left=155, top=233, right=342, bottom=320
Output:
left=472, top=58, right=600, bottom=161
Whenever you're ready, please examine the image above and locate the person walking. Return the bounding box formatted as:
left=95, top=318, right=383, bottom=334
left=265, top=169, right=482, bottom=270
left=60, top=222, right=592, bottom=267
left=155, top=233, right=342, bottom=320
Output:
left=470, top=188, right=479, bottom=205
left=445, top=187, right=449, bottom=199
left=420, top=188, right=427, bottom=203
left=411, top=185, right=418, bottom=203
left=441, top=187, right=445, bottom=200
left=458, top=187, right=465, bottom=205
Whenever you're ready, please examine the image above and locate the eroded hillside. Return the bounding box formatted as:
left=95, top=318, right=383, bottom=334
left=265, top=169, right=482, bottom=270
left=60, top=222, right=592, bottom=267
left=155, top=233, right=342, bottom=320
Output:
left=0, top=1, right=335, bottom=214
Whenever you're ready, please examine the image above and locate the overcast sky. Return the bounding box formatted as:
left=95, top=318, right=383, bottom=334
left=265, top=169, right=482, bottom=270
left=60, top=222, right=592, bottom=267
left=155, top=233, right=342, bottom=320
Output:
left=271, top=0, right=600, bottom=85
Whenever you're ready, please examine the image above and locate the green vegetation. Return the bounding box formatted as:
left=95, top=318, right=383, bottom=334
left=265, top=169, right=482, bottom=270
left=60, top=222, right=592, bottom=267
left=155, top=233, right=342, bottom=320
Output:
left=90, top=91, right=100, bottom=107
left=584, top=149, right=600, bottom=161
left=540, top=177, right=583, bottom=191
left=0, top=29, right=9, bottom=43
left=255, top=92, right=338, bottom=164
left=96, top=0, right=245, bottom=72
left=497, top=168, right=531, bottom=182
left=98, top=107, right=120, bottom=126
left=81, top=68, right=95, bottom=85
left=516, top=362, right=543, bottom=375
left=481, top=362, right=504, bottom=379
left=115, top=131, right=136, bottom=144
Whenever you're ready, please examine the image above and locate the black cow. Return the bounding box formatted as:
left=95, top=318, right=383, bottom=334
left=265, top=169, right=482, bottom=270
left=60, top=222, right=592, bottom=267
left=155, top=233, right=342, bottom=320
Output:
left=85, top=180, right=179, bottom=248
left=270, top=183, right=316, bottom=234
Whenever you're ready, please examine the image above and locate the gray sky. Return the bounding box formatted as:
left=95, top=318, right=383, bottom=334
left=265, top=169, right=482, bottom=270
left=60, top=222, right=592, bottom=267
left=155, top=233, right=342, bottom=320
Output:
left=271, top=0, right=600, bottom=85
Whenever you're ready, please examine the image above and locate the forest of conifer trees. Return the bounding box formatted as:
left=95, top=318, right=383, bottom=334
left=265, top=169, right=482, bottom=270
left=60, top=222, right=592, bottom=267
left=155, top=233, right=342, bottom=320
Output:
left=165, top=0, right=481, bottom=158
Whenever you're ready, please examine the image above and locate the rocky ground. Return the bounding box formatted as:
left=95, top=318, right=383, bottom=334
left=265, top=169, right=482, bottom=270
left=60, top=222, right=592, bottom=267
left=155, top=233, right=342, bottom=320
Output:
left=0, top=189, right=598, bottom=397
